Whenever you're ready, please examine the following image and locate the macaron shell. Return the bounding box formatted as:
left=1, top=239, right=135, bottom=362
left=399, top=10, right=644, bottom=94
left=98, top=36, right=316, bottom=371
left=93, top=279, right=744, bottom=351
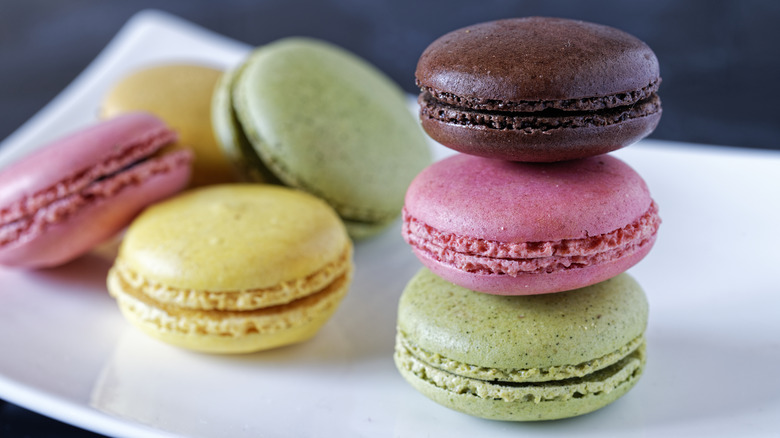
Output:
left=416, top=17, right=660, bottom=101
left=101, top=63, right=236, bottom=187
left=397, top=269, right=648, bottom=370
left=211, top=65, right=279, bottom=184
left=232, top=38, right=431, bottom=228
left=109, top=261, right=351, bottom=353
left=0, top=152, right=192, bottom=268
left=405, top=154, right=652, bottom=242
left=395, top=348, right=644, bottom=421
left=117, top=184, right=350, bottom=291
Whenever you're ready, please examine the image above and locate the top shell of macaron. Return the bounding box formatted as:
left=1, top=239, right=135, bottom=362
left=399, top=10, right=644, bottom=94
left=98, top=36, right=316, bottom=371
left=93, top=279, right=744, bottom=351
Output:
left=116, top=184, right=350, bottom=292
left=404, top=153, right=652, bottom=243
left=415, top=17, right=660, bottom=104
left=398, top=269, right=648, bottom=370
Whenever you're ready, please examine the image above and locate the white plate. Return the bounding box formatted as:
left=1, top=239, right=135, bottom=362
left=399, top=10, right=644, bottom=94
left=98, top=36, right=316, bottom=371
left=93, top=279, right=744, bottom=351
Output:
left=1, top=9, right=779, bottom=438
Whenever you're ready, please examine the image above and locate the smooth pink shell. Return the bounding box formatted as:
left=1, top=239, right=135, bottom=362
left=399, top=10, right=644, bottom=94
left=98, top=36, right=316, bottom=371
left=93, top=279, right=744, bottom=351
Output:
left=0, top=113, right=192, bottom=268
left=403, top=154, right=658, bottom=294
left=405, top=154, right=652, bottom=241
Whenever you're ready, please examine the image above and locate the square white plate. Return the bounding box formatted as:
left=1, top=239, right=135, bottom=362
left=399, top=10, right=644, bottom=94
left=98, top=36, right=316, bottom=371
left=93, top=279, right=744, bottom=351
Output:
left=1, top=9, right=779, bottom=438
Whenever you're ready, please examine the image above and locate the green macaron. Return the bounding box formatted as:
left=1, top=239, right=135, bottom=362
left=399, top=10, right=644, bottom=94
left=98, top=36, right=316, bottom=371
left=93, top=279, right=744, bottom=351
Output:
left=212, top=37, right=432, bottom=239
left=394, top=269, right=648, bottom=421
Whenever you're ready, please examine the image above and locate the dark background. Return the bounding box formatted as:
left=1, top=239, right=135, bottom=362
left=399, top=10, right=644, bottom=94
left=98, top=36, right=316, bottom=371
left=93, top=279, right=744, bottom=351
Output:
left=1, top=0, right=779, bottom=436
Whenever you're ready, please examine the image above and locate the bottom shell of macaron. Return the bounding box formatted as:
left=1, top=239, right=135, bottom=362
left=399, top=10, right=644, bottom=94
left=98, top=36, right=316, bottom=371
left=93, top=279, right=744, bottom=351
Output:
left=394, top=336, right=646, bottom=421
left=107, top=266, right=351, bottom=354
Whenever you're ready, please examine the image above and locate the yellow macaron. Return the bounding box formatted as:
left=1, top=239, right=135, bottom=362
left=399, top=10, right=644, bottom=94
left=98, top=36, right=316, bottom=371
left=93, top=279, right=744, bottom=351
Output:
left=106, top=184, right=353, bottom=353
left=101, top=63, right=237, bottom=187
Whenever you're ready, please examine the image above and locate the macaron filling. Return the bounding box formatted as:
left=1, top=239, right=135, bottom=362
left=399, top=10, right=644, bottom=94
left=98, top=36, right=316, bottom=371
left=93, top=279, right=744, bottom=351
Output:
left=418, top=79, right=660, bottom=113
left=0, top=128, right=188, bottom=247
left=402, top=201, right=660, bottom=277
left=419, top=89, right=661, bottom=133
left=395, top=333, right=646, bottom=403
left=109, top=265, right=351, bottom=337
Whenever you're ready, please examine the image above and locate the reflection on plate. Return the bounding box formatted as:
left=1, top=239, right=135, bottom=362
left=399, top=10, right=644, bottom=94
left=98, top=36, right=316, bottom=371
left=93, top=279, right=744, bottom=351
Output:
left=1, top=9, right=780, bottom=438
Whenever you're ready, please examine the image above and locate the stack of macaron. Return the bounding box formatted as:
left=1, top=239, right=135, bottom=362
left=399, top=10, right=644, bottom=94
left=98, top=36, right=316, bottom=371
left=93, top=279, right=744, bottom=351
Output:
left=395, top=17, right=662, bottom=421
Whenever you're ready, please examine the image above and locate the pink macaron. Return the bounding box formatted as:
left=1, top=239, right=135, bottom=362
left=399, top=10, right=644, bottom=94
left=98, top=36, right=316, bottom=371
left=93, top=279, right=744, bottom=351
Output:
left=402, top=154, right=660, bottom=295
left=0, top=112, right=192, bottom=268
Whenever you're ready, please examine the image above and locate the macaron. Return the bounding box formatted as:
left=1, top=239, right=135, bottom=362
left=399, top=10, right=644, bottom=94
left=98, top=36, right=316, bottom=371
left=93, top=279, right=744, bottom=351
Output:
left=101, top=63, right=237, bottom=186
left=394, top=268, right=648, bottom=421
left=0, top=112, right=192, bottom=268
left=402, top=154, right=660, bottom=294
left=416, top=17, right=662, bottom=162
left=106, top=184, right=353, bottom=353
left=215, top=37, right=432, bottom=239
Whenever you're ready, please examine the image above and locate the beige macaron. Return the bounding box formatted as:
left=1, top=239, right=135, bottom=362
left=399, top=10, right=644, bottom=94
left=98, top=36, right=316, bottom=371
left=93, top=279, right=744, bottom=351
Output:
left=107, top=184, right=353, bottom=353
left=101, top=63, right=237, bottom=187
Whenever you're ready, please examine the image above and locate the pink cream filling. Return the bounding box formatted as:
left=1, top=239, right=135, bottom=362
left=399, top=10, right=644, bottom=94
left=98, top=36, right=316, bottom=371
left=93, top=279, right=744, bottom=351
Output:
left=402, top=202, right=660, bottom=276
left=0, top=148, right=190, bottom=247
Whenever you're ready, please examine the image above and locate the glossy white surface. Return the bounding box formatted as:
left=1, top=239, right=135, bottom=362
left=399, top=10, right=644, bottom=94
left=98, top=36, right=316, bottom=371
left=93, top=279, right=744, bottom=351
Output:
left=1, top=10, right=779, bottom=438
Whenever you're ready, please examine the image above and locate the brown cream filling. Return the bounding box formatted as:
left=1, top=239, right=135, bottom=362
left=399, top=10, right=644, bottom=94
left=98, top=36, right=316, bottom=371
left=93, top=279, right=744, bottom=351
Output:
left=417, top=79, right=661, bottom=112
left=419, top=92, right=661, bottom=132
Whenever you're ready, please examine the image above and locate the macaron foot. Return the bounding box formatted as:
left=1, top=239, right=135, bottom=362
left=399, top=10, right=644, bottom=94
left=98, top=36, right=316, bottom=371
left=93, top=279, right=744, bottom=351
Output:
left=109, top=263, right=351, bottom=353
left=395, top=338, right=645, bottom=421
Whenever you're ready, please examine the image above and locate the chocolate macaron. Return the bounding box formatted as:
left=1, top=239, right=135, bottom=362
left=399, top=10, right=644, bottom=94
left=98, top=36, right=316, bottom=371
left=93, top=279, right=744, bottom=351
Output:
left=416, top=17, right=662, bottom=162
